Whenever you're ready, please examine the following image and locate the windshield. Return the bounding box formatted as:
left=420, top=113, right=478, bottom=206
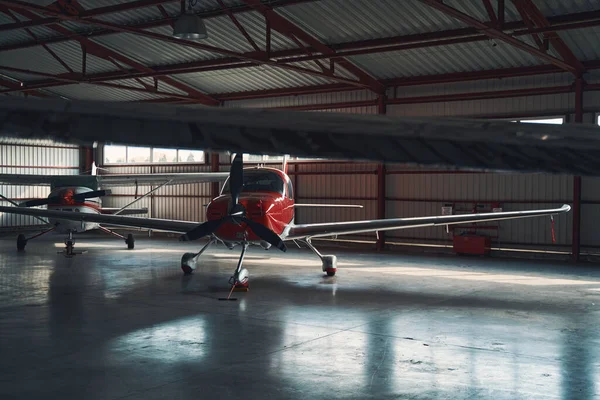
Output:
left=222, top=170, right=285, bottom=195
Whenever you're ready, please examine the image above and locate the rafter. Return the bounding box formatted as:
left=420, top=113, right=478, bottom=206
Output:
left=0, top=77, right=50, bottom=98
left=513, top=0, right=585, bottom=74
left=0, top=0, right=318, bottom=35
left=0, top=0, right=378, bottom=91
left=240, top=0, right=385, bottom=94
left=418, top=0, right=581, bottom=74
left=216, top=0, right=261, bottom=52
left=2, top=1, right=220, bottom=106
left=482, top=0, right=497, bottom=26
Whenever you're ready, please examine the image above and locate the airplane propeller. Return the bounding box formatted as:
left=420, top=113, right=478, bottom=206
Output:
left=20, top=189, right=111, bottom=207
left=180, top=154, right=287, bottom=252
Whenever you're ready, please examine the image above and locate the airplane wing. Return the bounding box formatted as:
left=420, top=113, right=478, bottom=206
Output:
left=0, top=174, right=58, bottom=185
left=286, top=205, right=570, bottom=240
left=96, top=173, right=229, bottom=186
left=0, top=173, right=228, bottom=186
left=0, top=206, right=196, bottom=233
left=2, top=97, right=600, bottom=175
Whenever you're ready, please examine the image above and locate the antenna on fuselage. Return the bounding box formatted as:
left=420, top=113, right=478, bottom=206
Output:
left=282, top=154, right=289, bottom=174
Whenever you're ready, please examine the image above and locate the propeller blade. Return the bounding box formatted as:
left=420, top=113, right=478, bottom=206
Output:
left=72, top=189, right=111, bottom=201
left=241, top=218, right=287, bottom=252
left=20, top=196, right=60, bottom=207
left=180, top=218, right=226, bottom=242
left=229, top=153, right=243, bottom=208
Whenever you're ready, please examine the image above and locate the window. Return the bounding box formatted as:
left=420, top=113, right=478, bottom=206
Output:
left=104, top=145, right=205, bottom=164
left=178, top=149, right=205, bottom=163
left=153, top=148, right=177, bottom=163
left=243, top=154, right=284, bottom=162
left=221, top=170, right=285, bottom=195
left=103, top=145, right=126, bottom=164
left=127, top=146, right=151, bottom=163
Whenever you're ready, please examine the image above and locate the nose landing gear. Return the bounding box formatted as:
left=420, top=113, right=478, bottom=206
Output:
left=229, top=243, right=250, bottom=290
left=59, top=231, right=85, bottom=257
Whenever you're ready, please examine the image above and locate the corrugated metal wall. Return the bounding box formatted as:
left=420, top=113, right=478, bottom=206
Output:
left=0, top=138, right=80, bottom=229
left=221, top=75, right=599, bottom=255
left=99, top=163, right=214, bottom=224
left=385, top=170, right=572, bottom=251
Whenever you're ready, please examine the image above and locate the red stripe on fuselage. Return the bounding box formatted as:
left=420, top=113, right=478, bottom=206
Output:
left=47, top=201, right=102, bottom=212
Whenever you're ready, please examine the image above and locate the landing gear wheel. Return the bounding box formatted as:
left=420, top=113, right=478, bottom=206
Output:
left=321, top=255, right=337, bottom=277
left=126, top=234, right=135, bottom=249
left=17, top=234, right=26, bottom=251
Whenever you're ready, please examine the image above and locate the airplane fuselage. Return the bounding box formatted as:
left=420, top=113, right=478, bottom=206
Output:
left=206, top=168, right=294, bottom=246
left=46, top=186, right=101, bottom=233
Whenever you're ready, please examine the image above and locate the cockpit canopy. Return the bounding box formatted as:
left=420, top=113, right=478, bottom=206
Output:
left=221, top=169, right=289, bottom=196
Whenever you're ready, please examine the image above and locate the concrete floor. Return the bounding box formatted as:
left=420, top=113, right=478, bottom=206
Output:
left=1, top=233, right=600, bottom=400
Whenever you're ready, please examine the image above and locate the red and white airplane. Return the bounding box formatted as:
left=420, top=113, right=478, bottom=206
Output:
left=0, top=167, right=228, bottom=255
left=0, top=154, right=570, bottom=286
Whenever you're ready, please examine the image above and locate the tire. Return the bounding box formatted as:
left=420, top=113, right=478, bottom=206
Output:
left=126, top=234, right=135, bottom=249
left=17, top=234, right=26, bottom=251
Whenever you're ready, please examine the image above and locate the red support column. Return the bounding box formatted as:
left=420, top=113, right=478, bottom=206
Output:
left=376, top=94, right=387, bottom=251
left=80, top=146, right=94, bottom=174
left=210, top=153, right=220, bottom=200
left=376, top=163, right=386, bottom=251
left=572, top=76, right=583, bottom=261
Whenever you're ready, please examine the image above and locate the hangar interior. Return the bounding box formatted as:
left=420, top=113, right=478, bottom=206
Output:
left=2, top=1, right=600, bottom=399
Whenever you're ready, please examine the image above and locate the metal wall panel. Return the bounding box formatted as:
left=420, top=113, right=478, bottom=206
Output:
left=0, top=140, right=80, bottom=229
left=385, top=171, right=572, bottom=249
left=100, top=163, right=214, bottom=224
left=223, top=73, right=593, bottom=255
left=223, top=90, right=376, bottom=109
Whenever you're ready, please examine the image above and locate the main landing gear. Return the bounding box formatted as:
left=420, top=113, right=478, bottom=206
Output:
left=16, top=227, right=56, bottom=251
left=181, top=240, right=250, bottom=291
left=98, top=226, right=135, bottom=249
left=181, top=238, right=215, bottom=274
left=303, top=239, right=338, bottom=276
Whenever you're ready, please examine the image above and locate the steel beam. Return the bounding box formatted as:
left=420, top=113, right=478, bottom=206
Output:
left=3, top=1, right=220, bottom=105
left=241, top=0, right=385, bottom=94
left=513, top=0, right=585, bottom=74
left=573, top=76, right=584, bottom=262
left=1, top=7, right=600, bottom=71
left=0, top=0, right=376, bottom=90
left=0, top=78, right=49, bottom=98
left=4, top=9, right=597, bottom=85
left=418, top=0, right=580, bottom=74
left=2, top=4, right=599, bottom=59
left=217, top=62, right=600, bottom=101
left=377, top=95, right=387, bottom=251
left=274, top=84, right=581, bottom=111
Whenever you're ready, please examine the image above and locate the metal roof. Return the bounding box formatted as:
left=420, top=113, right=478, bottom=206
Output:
left=0, top=0, right=597, bottom=102
left=349, top=40, right=551, bottom=79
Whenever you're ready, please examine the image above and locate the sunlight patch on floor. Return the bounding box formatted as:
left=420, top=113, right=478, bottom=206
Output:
left=344, top=267, right=600, bottom=286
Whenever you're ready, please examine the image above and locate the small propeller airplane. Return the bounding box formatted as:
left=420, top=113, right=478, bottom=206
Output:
left=0, top=154, right=570, bottom=288
left=0, top=165, right=228, bottom=255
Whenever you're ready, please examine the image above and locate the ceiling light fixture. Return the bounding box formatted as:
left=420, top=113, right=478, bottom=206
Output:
left=173, top=0, right=208, bottom=40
